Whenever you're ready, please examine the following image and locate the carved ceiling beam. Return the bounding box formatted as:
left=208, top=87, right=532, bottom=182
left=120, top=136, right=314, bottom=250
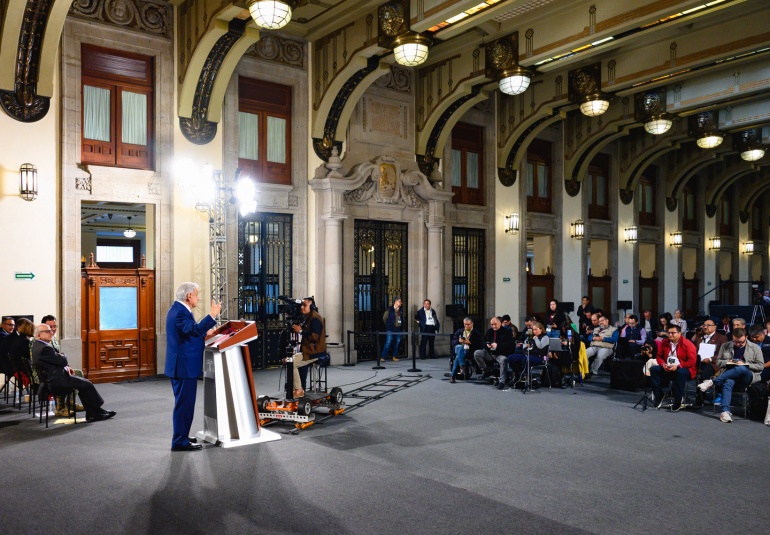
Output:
left=0, top=0, right=70, bottom=122
left=496, top=73, right=570, bottom=187
left=666, top=146, right=724, bottom=204
left=563, top=98, right=635, bottom=181
left=177, top=2, right=259, bottom=145
left=310, top=6, right=390, bottom=161
left=413, top=44, right=489, bottom=172
left=617, top=122, right=688, bottom=198
left=705, top=159, right=761, bottom=212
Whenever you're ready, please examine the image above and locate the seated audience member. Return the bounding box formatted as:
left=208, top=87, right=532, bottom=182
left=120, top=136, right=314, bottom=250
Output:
left=747, top=324, right=770, bottom=383
left=545, top=300, right=567, bottom=332
left=654, top=313, right=672, bottom=350
left=582, top=312, right=601, bottom=344
left=548, top=321, right=578, bottom=378
left=585, top=315, right=618, bottom=377
left=509, top=322, right=550, bottom=385
left=765, top=319, right=770, bottom=336
left=576, top=296, right=594, bottom=320
left=729, top=317, right=746, bottom=341
left=473, top=316, right=515, bottom=386
left=619, top=314, right=646, bottom=358
left=641, top=309, right=654, bottom=334
left=691, top=319, right=728, bottom=406
left=501, top=315, right=513, bottom=332
left=32, top=324, right=116, bottom=422
left=670, top=309, right=688, bottom=333
left=6, top=318, right=34, bottom=386
left=719, top=315, right=731, bottom=337
left=449, top=317, right=483, bottom=383
left=698, top=327, right=764, bottom=423
left=513, top=316, right=535, bottom=353
left=649, top=324, right=697, bottom=410
left=641, top=343, right=658, bottom=376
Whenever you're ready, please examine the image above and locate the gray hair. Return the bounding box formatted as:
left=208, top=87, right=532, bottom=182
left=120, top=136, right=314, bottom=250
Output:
left=34, top=324, right=48, bottom=337
left=175, top=282, right=200, bottom=303
left=463, top=317, right=473, bottom=324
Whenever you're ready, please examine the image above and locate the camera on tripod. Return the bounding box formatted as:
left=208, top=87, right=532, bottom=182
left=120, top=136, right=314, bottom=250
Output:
left=277, top=295, right=306, bottom=327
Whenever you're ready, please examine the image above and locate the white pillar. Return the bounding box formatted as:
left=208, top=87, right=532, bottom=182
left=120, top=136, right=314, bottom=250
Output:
left=323, top=216, right=344, bottom=344
left=426, top=223, right=443, bottom=323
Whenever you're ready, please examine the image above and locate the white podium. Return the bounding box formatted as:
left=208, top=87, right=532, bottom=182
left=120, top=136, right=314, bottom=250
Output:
left=196, top=321, right=280, bottom=448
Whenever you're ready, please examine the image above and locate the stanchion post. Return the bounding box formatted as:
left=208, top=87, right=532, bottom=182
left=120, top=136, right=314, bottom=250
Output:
left=373, top=330, right=386, bottom=370
left=344, top=330, right=355, bottom=366
left=408, top=331, right=422, bottom=372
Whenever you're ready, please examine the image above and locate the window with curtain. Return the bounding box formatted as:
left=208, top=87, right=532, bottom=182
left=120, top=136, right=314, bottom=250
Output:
left=682, top=184, right=697, bottom=231
left=238, top=77, right=291, bottom=185
left=450, top=122, right=484, bottom=206
left=526, top=139, right=551, bottom=213
left=587, top=154, right=610, bottom=220
left=637, top=166, right=657, bottom=226
left=81, top=44, right=154, bottom=170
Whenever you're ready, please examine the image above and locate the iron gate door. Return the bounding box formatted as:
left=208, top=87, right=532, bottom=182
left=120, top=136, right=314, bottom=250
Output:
left=354, top=220, right=408, bottom=360
left=238, top=213, right=292, bottom=368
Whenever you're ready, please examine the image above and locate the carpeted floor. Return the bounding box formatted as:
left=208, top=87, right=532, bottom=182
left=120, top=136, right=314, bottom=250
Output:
left=1, top=359, right=768, bottom=535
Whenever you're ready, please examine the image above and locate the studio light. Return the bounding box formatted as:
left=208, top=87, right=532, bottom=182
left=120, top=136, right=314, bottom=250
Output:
left=248, top=0, right=293, bottom=29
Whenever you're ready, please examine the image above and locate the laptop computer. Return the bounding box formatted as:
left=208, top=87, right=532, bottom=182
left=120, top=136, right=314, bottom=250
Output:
left=549, top=338, right=565, bottom=351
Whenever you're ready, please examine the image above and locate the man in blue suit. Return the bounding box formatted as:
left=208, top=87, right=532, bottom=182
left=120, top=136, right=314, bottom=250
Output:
left=415, top=299, right=440, bottom=359
left=165, top=282, right=220, bottom=452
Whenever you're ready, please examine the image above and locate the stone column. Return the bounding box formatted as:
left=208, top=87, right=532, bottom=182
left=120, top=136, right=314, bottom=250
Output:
left=426, top=223, right=444, bottom=323
left=323, top=216, right=345, bottom=344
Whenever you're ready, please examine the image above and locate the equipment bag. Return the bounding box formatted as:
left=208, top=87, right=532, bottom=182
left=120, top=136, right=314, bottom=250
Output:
left=747, top=381, right=768, bottom=422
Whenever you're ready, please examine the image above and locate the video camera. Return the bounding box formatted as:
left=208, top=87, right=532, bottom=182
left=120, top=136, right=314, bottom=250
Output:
left=277, top=295, right=317, bottom=327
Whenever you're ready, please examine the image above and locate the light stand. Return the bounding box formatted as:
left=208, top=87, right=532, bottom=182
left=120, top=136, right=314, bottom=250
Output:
left=517, top=333, right=541, bottom=395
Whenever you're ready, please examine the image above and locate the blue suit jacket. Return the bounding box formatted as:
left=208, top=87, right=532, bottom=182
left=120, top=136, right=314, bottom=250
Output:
left=164, top=301, right=217, bottom=379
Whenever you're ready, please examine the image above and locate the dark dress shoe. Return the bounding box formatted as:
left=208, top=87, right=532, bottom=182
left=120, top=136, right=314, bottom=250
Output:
left=86, top=409, right=117, bottom=422
left=189, top=437, right=198, bottom=443
left=172, top=443, right=203, bottom=452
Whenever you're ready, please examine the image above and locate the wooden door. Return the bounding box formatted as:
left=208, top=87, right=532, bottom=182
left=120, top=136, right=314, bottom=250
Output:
left=639, top=271, right=659, bottom=318
left=587, top=271, right=612, bottom=315
left=81, top=267, right=155, bottom=383
left=682, top=272, right=699, bottom=318
left=527, top=269, right=554, bottom=321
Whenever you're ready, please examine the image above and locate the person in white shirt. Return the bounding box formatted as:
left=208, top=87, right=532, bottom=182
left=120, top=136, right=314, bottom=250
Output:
left=671, top=309, right=688, bottom=333
left=415, top=299, right=440, bottom=359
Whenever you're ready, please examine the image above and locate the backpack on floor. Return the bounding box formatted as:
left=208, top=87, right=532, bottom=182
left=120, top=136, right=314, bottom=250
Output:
left=747, top=381, right=768, bottom=422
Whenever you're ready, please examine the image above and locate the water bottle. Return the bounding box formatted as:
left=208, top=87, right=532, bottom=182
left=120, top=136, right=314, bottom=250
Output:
left=567, top=330, right=572, bottom=346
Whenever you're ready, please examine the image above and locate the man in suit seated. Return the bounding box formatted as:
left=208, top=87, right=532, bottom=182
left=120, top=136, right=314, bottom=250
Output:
left=32, top=324, right=116, bottom=422
left=691, top=319, right=727, bottom=406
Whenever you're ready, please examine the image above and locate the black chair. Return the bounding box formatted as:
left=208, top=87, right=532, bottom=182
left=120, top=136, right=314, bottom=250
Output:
left=34, top=364, right=78, bottom=428
left=0, top=349, right=20, bottom=404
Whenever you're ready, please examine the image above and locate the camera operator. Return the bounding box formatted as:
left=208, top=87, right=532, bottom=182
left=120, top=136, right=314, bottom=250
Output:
left=290, top=297, right=326, bottom=399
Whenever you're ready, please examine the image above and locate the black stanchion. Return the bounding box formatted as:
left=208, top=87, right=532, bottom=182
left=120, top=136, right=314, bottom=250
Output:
left=344, top=330, right=355, bottom=366
left=408, top=331, right=421, bottom=372
left=373, top=331, right=386, bottom=370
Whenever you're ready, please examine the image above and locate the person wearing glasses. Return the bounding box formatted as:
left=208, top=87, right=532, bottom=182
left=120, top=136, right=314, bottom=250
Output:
left=32, top=324, right=116, bottom=422
left=698, top=327, right=764, bottom=423
left=473, top=316, right=515, bottom=387
left=649, top=324, right=697, bottom=411
left=1, top=316, right=14, bottom=338
left=691, top=319, right=728, bottom=406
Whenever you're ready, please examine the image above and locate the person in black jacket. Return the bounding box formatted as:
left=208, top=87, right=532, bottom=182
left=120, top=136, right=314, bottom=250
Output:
left=414, top=299, right=440, bottom=359
left=449, top=317, right=483, bottom=383
left=381, top=297, right=404, bottom=362
left=473, top=316, right=515, bottom=388
left=32, top=324, right=115, bottom=422
left=546, top=299, right=567, bottom=331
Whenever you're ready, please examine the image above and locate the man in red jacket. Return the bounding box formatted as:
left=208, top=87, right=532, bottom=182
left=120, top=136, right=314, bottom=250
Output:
left=650, top=324, right=697, bottom=410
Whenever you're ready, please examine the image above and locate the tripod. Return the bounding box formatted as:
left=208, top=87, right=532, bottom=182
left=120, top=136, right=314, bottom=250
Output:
left=751, top=304, right=766, bottom=326
left=517, top=337, right=541, bottom=395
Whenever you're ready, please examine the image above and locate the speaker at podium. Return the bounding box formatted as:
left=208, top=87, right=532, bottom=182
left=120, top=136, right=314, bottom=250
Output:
left=196, top=320, right=280, bottom=448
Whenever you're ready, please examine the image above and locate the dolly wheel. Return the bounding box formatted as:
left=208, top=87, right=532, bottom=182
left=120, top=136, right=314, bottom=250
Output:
left=257, top=395, right=270, bottom=413
left=298, top=397, right=312, bottom=416
left=329, top=387, right=344, bottom=404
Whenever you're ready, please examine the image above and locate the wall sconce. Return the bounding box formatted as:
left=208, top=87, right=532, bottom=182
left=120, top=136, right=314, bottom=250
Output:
left=123, top=216, right=137, bottom=238
left=624, top=225, right=638, bottom=243
left=505, top=213, right=520, bottom=235
left=485, top=33, right=533, bottom=96
left=570, top=219, right=585, bottom=240
left=743, top=240, right=754, bottom=254
left=735, top=129, right=766, bottom=162
left=670, top=231, right=682, bottom=248
left=635, top=87, right=674, bottom=135
left=709, top=236, right=721, bottom=251
left=379, top=1, right=431, bottom=67
left=690, top=112, right=723, bottom=149
left=569, top=62, right=611, bottom=117
left=19, top=163, right=38, bottom=201
left=248, top=0, right=293, bottom=29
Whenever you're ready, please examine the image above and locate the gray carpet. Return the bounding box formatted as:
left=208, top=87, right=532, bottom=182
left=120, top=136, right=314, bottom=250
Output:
left=1, top=359, right=768, bottom=534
